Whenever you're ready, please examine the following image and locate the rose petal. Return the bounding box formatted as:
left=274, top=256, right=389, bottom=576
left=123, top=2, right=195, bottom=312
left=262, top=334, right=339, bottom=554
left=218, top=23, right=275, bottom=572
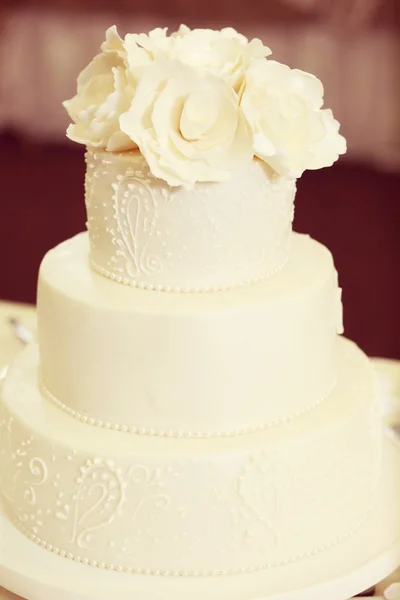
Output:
left=101, top=25, right=126, bottom=59
left=241, top=58, right=346, bottom=176
left=76, top=53, right=119, bottom=93
left=106, top=130, right=137, bottom=151
left=120, top=58, right=253, bottom=186
left=180, top=86, right=220, bottom=141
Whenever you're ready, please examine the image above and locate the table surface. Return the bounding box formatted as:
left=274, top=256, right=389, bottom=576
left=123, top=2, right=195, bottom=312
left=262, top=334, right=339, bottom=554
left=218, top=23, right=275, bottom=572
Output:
left=0, top=301, right=399, bottom=600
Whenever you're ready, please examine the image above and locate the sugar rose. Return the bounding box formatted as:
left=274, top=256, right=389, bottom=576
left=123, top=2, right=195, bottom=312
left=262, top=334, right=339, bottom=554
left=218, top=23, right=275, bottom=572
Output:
left=123, top=27, right=171, bottom=81
left=119, top=60, right=253, bottom=187
left=169, top=25, right=271, bottom=92
left=63, top=27, right=136, bottom=152
left=121, top=25, right=271, bottom=92
left=241, top=59, right=347, bottom=177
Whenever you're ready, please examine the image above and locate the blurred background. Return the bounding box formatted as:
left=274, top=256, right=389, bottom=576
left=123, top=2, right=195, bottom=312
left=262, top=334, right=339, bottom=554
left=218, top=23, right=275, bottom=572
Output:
left=0, top=0, right=399, bottom=358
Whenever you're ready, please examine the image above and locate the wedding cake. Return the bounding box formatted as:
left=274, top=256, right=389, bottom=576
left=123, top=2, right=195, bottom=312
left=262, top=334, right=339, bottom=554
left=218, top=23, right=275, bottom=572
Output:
left=0, top=25, right=383, bottom=581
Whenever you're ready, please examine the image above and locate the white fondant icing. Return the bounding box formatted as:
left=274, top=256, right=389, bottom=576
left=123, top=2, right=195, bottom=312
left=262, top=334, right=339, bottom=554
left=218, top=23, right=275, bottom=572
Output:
left=38, top=377, right=337, bottom=438
left=0, top=339, right=381, bottom=576
left=85, top=150, right=296, bottom=291
left=37, top=232, right=341, bottom=435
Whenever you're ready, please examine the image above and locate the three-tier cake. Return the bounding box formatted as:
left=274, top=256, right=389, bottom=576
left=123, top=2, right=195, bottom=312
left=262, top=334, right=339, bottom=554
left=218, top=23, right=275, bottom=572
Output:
left=0, top=24, right=385, bottom=585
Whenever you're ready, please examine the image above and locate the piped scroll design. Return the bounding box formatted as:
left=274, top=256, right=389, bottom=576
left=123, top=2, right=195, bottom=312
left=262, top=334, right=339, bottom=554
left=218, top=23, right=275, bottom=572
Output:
left=238, top=453, right=294, bottom=547
left=111, top=176, right=163, bottom=277
left=23, top=458, right=48, bottom=506
left=0, top=412, right=36, bottom=507
left=128, top=465, right=171, bottom=520
left=113, top=465, right=174, bottom=563
left=70, top=459, right=124, bottom=550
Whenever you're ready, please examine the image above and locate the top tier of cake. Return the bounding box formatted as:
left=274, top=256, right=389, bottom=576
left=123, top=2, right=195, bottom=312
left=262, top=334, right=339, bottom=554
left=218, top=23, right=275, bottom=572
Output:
left=85, top=149, right=296, bottom=292
left=63, top=25, right=346, bottom=293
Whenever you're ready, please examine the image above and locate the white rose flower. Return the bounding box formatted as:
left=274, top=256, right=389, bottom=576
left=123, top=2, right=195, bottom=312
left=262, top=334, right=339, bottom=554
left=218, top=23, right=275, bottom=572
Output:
left=168, top=25, right=271, bottom=92
left=63, top=27, right=136, bottom=151
left=119, top=60, right=253, bottom=187
left=121, top=25, right=271, bottom=92
left=123, top=27, right=170, bottom=81
left=241, top=59, right=347, bottom=177
left=101, top=24, right=127, bottom=59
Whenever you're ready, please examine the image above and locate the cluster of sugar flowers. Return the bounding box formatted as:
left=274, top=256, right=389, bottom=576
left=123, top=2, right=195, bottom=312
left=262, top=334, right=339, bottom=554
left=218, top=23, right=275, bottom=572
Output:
left=64, top=25, right=346, bottom=187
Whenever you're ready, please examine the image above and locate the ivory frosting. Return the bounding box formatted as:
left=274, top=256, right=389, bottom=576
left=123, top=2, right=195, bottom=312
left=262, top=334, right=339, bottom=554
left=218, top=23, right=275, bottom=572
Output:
left=37, top=232, right=342, bottom=436
left=0, top=339, right=381, bottom=576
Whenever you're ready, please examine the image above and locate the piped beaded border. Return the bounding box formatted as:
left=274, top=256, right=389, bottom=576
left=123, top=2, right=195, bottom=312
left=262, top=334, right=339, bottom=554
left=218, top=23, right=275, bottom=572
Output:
left=7, top=475, right=379, bottom=578
left=89, top=254, right=289, bottom=293
left=39, top=378, right=337, bottom=438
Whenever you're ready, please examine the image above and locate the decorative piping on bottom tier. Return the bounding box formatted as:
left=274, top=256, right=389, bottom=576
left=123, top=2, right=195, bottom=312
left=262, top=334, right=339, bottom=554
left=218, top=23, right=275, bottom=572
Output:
left=88, top=254, right=289, bottom=293
left=39, top=378, right=337, bottom=438
left=7, top=474, right=380, bottom=578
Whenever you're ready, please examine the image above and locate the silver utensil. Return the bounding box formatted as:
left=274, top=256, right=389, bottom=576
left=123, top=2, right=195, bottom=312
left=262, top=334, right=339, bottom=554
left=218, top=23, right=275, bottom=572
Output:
left=7, top=316, right=35, bottom=346
left=0, top=317, right=35, bottom=382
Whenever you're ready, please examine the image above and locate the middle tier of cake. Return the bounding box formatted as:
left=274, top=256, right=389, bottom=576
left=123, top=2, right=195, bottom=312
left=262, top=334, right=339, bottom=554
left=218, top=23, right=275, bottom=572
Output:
left=37, top=232, right=343, bottom=437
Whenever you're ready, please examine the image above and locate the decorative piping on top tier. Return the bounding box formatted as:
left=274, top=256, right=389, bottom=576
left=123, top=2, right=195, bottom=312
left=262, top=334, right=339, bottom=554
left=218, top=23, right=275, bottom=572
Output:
left=39, top=378, right=337, bottom=438
left=89, top=254, right=289, bottom=293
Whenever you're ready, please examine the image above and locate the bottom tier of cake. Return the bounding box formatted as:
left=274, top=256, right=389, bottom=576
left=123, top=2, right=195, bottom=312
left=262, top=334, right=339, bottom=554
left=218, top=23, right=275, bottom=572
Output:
left=0, top=338, right=381, bottom=577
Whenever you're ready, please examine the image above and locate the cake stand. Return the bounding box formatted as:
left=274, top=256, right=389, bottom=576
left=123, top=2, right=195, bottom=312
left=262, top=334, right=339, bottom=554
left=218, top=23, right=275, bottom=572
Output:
left=0, top=431, right=399, bottom=600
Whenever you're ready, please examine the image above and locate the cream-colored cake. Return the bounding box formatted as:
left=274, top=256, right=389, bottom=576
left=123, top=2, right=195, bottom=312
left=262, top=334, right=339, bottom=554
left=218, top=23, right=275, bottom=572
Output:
left=0, top=339, right=380, bottom=576
left=37, top=231, right=341, bottom=436
left=0, top=22, right=383, bottom=593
